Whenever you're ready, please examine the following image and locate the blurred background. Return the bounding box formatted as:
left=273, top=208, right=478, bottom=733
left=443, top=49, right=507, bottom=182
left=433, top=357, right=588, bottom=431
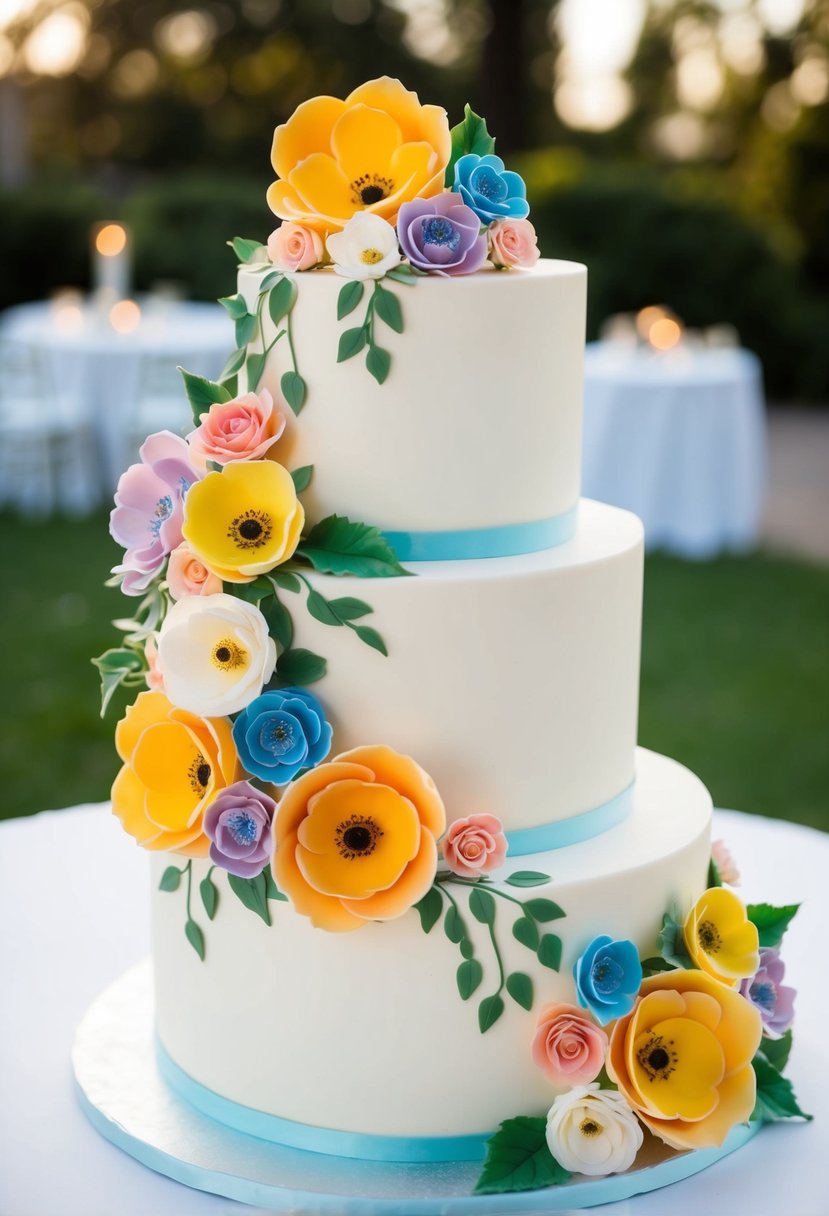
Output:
left=0, top=0, right=826, bottom=830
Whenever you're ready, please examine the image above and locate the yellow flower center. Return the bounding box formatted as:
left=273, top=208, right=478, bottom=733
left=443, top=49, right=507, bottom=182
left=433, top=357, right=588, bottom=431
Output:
left=335, top=814, right=384, bottom=859
left=697, top=919, right=722, bottom=954
left=211, top=639, right=248, bottom=671
left=579, top=1118, right=602, bottom=1137
left=227, top=510, right=273, bottom=551
left=351, top=174, right=393, bottom=206
left=360, top=247, right=384, bottom=264
left=188, top=753, right=211, bottom=795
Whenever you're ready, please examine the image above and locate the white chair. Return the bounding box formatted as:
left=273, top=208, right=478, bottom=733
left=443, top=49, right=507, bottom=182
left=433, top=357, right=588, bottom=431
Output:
left=122, top=349, right=206, bottom=467
left=0, top=339, right=100, bottom=516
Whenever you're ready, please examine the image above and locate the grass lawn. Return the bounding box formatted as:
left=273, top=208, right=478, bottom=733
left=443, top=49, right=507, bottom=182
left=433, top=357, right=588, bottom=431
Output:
left=0, top=511, right=827, bottom=831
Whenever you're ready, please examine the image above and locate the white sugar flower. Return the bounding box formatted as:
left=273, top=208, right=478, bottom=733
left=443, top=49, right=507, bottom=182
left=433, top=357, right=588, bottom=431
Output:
left=546, top=1083, right=643, bottom=1177
left=157, top=593, right=276, bottom=718
left=326, top=213, right=401, bottom=280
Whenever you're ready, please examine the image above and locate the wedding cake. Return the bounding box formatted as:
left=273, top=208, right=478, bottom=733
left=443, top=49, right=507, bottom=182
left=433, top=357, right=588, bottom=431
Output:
left=97, top=77, right=805, bottom=1201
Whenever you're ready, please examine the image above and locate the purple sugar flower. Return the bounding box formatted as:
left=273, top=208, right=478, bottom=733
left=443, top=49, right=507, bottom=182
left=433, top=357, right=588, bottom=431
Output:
left=397, top=193, right=487, bottom=276
left=739, top=948, right=796, bottom=1038
left=203, top=781, right=276, bottom=879
left=109, top=431, right=201, bottom=596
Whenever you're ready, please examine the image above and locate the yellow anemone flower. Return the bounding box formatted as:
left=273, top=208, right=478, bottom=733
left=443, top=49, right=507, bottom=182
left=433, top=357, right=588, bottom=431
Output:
left=182, top=460, right=304, bottom=584
left=267, top=76, right=451, bottom=233
left=607, top=969, right=762, bottom=1151
left=273, top=745, right=446, bottom=932
left=111, top=690, right=242, bottom=856
left=684, top=887, right=760, bottom=987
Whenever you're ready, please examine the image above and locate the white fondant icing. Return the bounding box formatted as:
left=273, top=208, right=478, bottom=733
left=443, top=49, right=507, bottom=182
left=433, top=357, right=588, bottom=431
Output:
left=290, top=498, right=643, bottom=832
left=237, top=259, right=586, bottom=532
left=152, top=748, right=712, bottom=1140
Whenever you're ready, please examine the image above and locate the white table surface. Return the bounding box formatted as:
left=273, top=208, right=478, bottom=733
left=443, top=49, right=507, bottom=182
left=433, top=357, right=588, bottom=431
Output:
left=582, top=343, right=767, bottom=558
left=0, top=804, right=825, bottom=1216
left=0, top=298, right=231, bottom=496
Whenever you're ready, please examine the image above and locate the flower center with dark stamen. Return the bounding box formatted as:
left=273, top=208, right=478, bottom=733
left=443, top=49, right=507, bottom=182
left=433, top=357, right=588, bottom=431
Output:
left=228, top=510, right=272, bottom=551
left=351, top=174, right=393, bottom=206
left=421, top=217, right=461, bottom=251
left=579, top=1119, right=601, bottom=1137
left=637, top=1034, right=678, bottom=1082
left=211, top=638, right=247, bottom=671
left=239, top=518, right=262, bottom=540
left=188, top=754, right=211, bottom=795
left=335, top=815, right=383, bottom=860
left=698, top=919, right=721, bottom=953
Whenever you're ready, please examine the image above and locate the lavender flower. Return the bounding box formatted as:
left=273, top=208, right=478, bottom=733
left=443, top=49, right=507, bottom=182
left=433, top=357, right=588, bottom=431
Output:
left=397, top=193, right=487, bottom=276
left=203, top=781, right=276, bottom=879
left=739, top=948, right=796, bottom=1038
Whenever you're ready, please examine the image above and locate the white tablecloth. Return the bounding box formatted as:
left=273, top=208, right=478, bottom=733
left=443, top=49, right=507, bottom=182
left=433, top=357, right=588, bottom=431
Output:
left=582, top=343, right=767, bottom=557
left=0, top=803, right=825, bottom=1215
left=0, top=299, right=231, bottom=501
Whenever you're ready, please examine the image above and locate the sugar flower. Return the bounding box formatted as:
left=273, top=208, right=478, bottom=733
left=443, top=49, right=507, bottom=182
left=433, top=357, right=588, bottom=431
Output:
left=532, top=1003, right=608, bottom=1089
left=488, top=218, right=540, bottom=270
left=453, top=153, right=530, bottom=225
left=232, top=687, right=333, bottom=786
left=187, top=389, right=287, bottom=468
left=166, top=542, right=223, bottom=601
left=397, top=193, right=488, bottom=276
left=573, top=936, right=643, bottom=1026
left=203, top=781, right=276, bottom=879
left=684, top=887, right=759, bottom=988
left=144, top=634, right=165, bottom=691
left=607, top=968, right=762, bottom=1151
left=712, top=838, right=740, bottom=886
left=274, top=745, right=446, bottom=932
left=267, top=222, right=325, bottom=272
left=740, top=948, right=796, bottom=1038
left=182, top=460, right=304, bottom=584
left=111, top=690, right=241, bottom=857
left=441, top=813, right=507, bottom=878
left=545, top=1083, right=643, bottom=1177
left=109, top=431, right=201, bottom=596
left=326, top=213, right=401, bottom=280
left=157, top=593, right=276, bottom=718
left=267, top=76, right=451, bottom=232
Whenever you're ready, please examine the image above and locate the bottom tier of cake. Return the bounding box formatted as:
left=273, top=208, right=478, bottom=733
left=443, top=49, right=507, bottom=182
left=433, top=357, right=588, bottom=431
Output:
left=152, top=747, right=711, bottom=1157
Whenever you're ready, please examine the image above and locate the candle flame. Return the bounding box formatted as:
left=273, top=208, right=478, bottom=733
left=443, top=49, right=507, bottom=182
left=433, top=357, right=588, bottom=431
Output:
left=96, top=223, right=127, bottom=257
left=649, top=317, right=683, bottom=351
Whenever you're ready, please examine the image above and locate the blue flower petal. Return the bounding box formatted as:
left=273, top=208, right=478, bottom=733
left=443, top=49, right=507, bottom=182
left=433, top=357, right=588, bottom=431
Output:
left=500, top=170, right=527, bottom=199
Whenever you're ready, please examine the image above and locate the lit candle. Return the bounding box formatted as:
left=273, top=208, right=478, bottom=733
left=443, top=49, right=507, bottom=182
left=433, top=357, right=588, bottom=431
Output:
left=92, top=221, right=131, bottom=302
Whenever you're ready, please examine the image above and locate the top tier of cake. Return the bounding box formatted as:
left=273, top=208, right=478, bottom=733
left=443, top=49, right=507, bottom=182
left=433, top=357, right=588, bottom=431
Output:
left=238, top=258, right=586, bottom=539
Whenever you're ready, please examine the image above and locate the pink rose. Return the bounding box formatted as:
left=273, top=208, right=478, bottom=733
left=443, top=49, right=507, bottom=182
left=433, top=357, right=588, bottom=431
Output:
left=532, top=1003, right=608, bottom=1088
left=267, top=222, right=325, bottom=273
left=488, top=218, right=540, bottom=270
left=166, top=542, right=222, bottom=600
left=441, top=813, right=507, bottom=878
left=712, top=839, right=740, bottom=886
left=144, top=635, right=165, bottom=691
left=187, top=389, right=286, bottom=466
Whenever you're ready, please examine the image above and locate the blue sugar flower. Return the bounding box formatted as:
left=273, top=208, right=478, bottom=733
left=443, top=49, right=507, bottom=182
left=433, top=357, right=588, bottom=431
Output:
left=573, top=935, right=643, bottom=1025
left=232, top=687, right=332, bottom=786
left=453, top=153, right=530, bottom=225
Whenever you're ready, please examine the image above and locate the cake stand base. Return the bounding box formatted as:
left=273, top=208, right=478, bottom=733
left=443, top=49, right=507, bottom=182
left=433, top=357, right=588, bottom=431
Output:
left=73, top=961, right=760, bottom=1213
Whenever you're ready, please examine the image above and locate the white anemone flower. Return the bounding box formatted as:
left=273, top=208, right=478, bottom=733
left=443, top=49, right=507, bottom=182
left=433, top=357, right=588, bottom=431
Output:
left=326, top=213, right=401, bottom=279
left=157, top=593, right=276, bottom=718
left=546, top=1083, right=644, bottom=1177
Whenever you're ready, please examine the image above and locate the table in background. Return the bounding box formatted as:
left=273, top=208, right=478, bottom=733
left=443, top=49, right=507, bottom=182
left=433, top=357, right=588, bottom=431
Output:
left=582, top=342, right=767, bottom=557
left=0, top=802, right=825, bottom=1215
left=0, top=298, right=230, bottom=511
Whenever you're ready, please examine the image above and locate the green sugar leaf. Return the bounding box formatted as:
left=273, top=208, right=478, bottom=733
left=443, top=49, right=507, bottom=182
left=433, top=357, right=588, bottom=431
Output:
left=297, top=514, right=409, bottom=578
left=281, top=371, right=307, bottom=415
left=246, top=352, right=265, bottom=390
left=200, top=876, right=218, bottom=920
left=475, top=1116, right=570, bottom=1195
left=184, top=919, right=205, bottom=961
left=469, top=886, right=497, bottom=926
left=275, top=648, right=327, bottom=686
left=221, top=374, right=238, bottom=397
left=264, top=868, right=288, bottom=901
left=366, top=344, right=391, bottom=385
left=759, top=1030, right=792, bottom=1073
left=178, top=367, right=231, bottom=425
left=457, top=958, right=483, bottom=1000
left=353, top=625, right=388, bottom=656
left=306, top=589, right=343, bottom=627
left=159, top=866, right=182, bottom=892
left=235, top=312, right=258, bottom=348
left=92, top=647, right=143, bottom=674
left=707, top=855, right=723, bottom=888
left=752, top=1054, right=812, bottom=1122
left=337, top=279, right=364, bottom=319
left=506, top=971, right=534, bottom=1011
left=219, top=347, right=246, bottom=380
left=374, top=285, right=403, bottom=333
left=512, top=915, right=539, bottom=951
left=218, top=293, right=249, bottom=320
left=385, top=266, right=420, bottom=286
left=269, top=275, right=297, bottom=324
left=262, top=595, right=293, bottom=651
left=227, top=873, right=271, bottom=925
left=478, top=993, right=505, bottom=1034
left=414, top=886, right=443, bottom=934
left=504, top=871, right=551, bottom=888
left=537, top=933, right=563, bottom=971
left=337, top=326, right=366, bottom=362
left=444, top=903, right=464, bottom=944
left=747, top=902, right=801, bottom=948
left=445, top=104, right=496, bottom=187
left=658, top=909, right=694, bottom=969
left=327, top=596, right=373, bottom=621
left=460, top=937, right=474, bottom=960
left=641, top=955, right=677, bottom=977
left=289, top=464, right=313, bottom=493
left=270, top=571, right=302, bottom=594
left=228, top=236, right=266, bottom=263
left=258, top=270, right=281, bottom=292
left=227, top=576, right=273, bottom=603
left=523, top=898, right=566, bottom=923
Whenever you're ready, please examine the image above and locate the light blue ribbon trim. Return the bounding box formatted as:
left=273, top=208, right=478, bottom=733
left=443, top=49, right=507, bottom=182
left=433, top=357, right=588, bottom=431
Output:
left=383, top=506, right=578, bottom=562
left=156, top=1041, right=490, bottom=1163
left=505, top=782, right=635, bottom=857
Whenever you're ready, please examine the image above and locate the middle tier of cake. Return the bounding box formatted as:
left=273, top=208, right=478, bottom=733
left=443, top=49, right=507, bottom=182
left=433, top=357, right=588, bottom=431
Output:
left=290, top=498, right=643, bottom=835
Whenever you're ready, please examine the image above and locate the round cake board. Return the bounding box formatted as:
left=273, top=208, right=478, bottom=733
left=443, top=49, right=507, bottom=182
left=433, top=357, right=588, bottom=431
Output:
left=73, top=961, right=760, bottom=1213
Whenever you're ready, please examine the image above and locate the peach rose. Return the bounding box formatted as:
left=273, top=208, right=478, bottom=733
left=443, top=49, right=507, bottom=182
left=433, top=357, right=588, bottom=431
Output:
left=166, top=543, right=222, bottom=601
left=144, top=635, right=165, bottom=691
left=488, top=218, right=540, bottom=270
left=274, top=745, right=446, bottom=932
left=187, top=389, right=287, bottom=467
left=532, top=1003, right=608, bottom=1088
left=267, top=222, right=325, bottom=272
left=441, top=813, right=507, bottom=878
